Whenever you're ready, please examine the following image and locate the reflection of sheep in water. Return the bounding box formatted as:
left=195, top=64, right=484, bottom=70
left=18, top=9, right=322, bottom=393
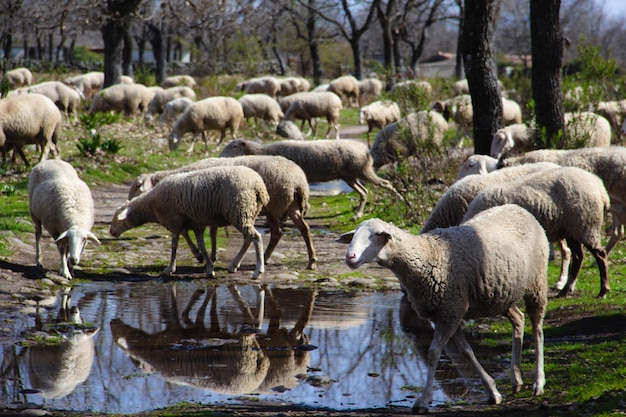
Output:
left=339, top=205, right=548, bottom=414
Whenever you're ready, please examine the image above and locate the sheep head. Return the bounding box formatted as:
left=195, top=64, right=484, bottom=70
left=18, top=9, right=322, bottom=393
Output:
left=339, top=219, right=395, bottom=269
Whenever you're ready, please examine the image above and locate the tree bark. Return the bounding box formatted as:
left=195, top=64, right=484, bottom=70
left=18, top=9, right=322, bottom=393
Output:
left=147, top=23, right=165, bottom=85
left=462, top=0, right=502, bottom=155
left=101, top=0, right=142, bottom=88
left=122, top=28, right=134, bottom=77
left=530, top=0, right=565, bottom=148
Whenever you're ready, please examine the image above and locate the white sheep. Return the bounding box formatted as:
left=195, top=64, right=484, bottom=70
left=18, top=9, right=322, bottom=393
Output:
left=64, top=71, right=104, bottom=98
left=145, top=86, right=197, bottom=123
left=3, top=67, right=33, bottom=90
left=275, top=120, right=305, bottom=141
left=357, top=78, right=383, bottom=105
left=283, top=91, right=343, bottom=140
left=389, top=80, right=433, bottom=100
left=277, top=77, right=310, bottom=96
left=312, top=83, right=329, bottom=92
left=564, top=111, right=611, bottom=147
left=127, top=155, right=317, bottom=270
left=161, top=74, right=197, bottom=89
left=456, top=154, right=500, bottom=179
left=220, top=138, right=403, bottom=219
left=369, top=110, right=448, bottom=169
left=0, top=94, right=62, bottom=167
left=236, top=76, right=281, bottom=99
left=463, top=166, right=611, bottom=298
left=452, top=79, right=469, bottom=96
left=595, top=100, right=626, bottom=140
left=358, top=100, right=401, bottom=146
left=89, top=83, right=153, bottom=117
left=158, top=97, right=194, bottom=125
left=167, top=96, right=244, bottom=152
left=110, top=166, right=269, bottom=279
left=238, top=94, right=284, bottom=128
left=28, top=159, right=100, bottom=280
left=327, top=75, right=359, bottom=108
left=339, top=204, right=548, bottom=413
left=490, top=123, right=531, bottom=159
left=26, top=81, right=84, bottom=119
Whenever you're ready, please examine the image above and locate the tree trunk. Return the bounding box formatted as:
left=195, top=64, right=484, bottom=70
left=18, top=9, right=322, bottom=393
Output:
left=530, top=0, right=565, bottom=148
left=306, top=0, right=323, bottom=85
left=147, top=23, right=165, bottom=85
left=455, top=1, right=464, bottom=79
left=101, top=0, right=142, bottom=88
left=122, top=28, right=134, bottom=77
left=462, top=0, right=502, bottom=155
left=351, top=39, right=363, bottom=79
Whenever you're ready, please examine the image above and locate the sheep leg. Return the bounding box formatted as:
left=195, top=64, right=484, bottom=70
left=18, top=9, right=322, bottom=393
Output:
left=524, top=292, right=546, bottom=396
left=57, top=240, right=72, bottom=279
left=228, top=227, right=265, bottom=279
left=552, top=239, right=572, bottom=291
left=182, top=230, right=204, bottom=263
left=605, top=206, right=626, bottom=254
left=289, top=208, right=317, bottom=270
left=187, top=132, right=199, bottom=154
left=450, top=326, right=503, bottom=404
left=342, top=177, right=368, bottom=220
left=34, top=220, right=43, bottom=269
left=209, top=226, right=218, bottom=262
left=587, top=244, right=609, bottom=298
left=505, top=305, right=525, bottom=393
left=163, top=233, right=180, bottom=276
left=192, top=228, right=215, bottom=278
left=557, top=238, right=584, bottom=297
left=263, top=215, right=283, bottom=264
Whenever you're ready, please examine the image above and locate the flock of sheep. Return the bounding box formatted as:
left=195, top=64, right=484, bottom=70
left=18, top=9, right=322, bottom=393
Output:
left=7, top=65, right=626, bottom=413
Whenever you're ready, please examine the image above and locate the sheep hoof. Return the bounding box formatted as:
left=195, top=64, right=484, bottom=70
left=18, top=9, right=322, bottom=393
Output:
left=307, top=261, right=317, bottom=270
left=411, top=404, right=429, bottom=415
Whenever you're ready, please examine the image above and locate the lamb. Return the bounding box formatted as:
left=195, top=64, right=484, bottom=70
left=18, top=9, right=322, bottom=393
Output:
left=238, top=94, right=284, bottom=128
left=127, top=155, right=317, bottom=270
left=275, top=120, right=305, bottom=141
left=283, top=91, right=343, bottom=140
left=167, top=96, right=244, bottom=152
left=220, top=139, right=403, bottom=219
left=490, top=123, right=531, bottom=159
left=357, top=78, right=383, bottom=105
left=26, top=81, right=84, bottom=119
left=89, top=83, right=153, bottom=117
left=3, top=67, right=33, bottom=90
left=28, top=159, right=100, bottom=280
left=236, top=76, right=281, bottom=99
left=594, top=100, right=626, bottom=140
left=161, top=74, right=197, bottom=89
left=144, top=86, right=197, bottom=123
left=327, top=75, right=359, bottom=108
left=157, top=97, right=194, bottom=125
left=64, top=71, right=104, bottom=99
left=369, top=110, right=448, bottom=169
left=564, top=111, right=612, bottom=147
left=358, top=100, right=401, bottom=146
left=110, top=166, right=269, bottom=279
left=339, top=205, right=548, bottom=413
left=277, top=77, right=310, bottom=96
left=463, top=166, right=611, bottom=298
left=0, top=94, right=62, bottom=167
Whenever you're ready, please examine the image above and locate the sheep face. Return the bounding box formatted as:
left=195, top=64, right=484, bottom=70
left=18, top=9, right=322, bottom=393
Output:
left=110, top=203, right=132, bottom=237
left=128, top=174, right=153, bottom=200
left=55, top=226, right=100, bottom=278
left=490, top=131, right=513, bottom=159
left=341, top=219, right=394, bottom=269
left=220, top=139, right=251, bottom=157
left=168, top=133, right=181, bottom=151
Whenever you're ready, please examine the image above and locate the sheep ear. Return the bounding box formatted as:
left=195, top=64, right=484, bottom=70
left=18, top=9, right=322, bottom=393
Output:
left=56, top=230, right=69, bottom=242
left=116, top=206, right=130, bottom=221
left=336, top=230, right=355, bottom=244
left=87, top=232, right=101, bottom=245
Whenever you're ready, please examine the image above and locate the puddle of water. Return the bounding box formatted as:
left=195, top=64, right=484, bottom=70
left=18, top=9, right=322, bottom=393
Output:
left=0, top=281, right=492, bottom=414
left=308, top=180, right=353, bottom=196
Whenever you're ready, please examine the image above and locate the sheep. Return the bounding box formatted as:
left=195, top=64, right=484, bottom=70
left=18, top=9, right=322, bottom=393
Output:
left=167, top=96, right=244, bottom=152
left=64, top=71, right=104, bottom=99
left=564, top=111, right=611, bottom=147
left=462, top=166, right=611, bottom=298
left=89, top=83, right=153, bottom=117
left=275, top=120, right=305, bottom=141
left=238, top=94, right=284, bottom=128
left=144, top=86, right=197, bottom=123
left=452, top=79, right=469, bottom=96
left=220, top=138, right=403, bottom=220
left=456, top=154, right=500, bottom=179
left=490, top=123, right=531, bottom=159
left=339, top=204, right=548, bottom=413
left=3, top=67, right=33, bottom=90
left=161, top=74, right=197, bottom=89
left=358, top=100, right=401, bottom=146
left=357, top=78, right=383, bottom=105
left=327, top=75, right=359, bottom=108
left=389, top=80, right=433, bottom=100
left=110, top=166, right=269, bottom=279
left=283, top=91, right=343, bottom=140
left=595, top=100, right=626, bottom=141
left=157, top=97, right=194, bottom=125
left=277, top=77, right=310, bottom=96
left=127, top=155, right=317, bottom=270
left=28, top=159, right=100, bottom=280
left=26, top=81, right=84, bottom=119
left=0, top=94, right=62, bottom=167
left=312, top=83, right=329, bottom=92
left=235, top=76, right=281, bottom=99
left=369, top=110, right=448, bottom=169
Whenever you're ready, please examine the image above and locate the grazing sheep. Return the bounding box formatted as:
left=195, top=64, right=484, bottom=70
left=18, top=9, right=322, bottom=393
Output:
left=327, top=75, right=359, bottom=108
left=168, top=96, right=244, bottom=152
left=358, top=100, right=401, bottom=146
left=463, top=166, right=611, bottom=298
left=452, top=79, right=469, bottom=96
left=312, top=83, right=329, bottom=92
left=370, top=110, right=448, bottom=169
left=357, top=78, right=383, bottom=105
left=158, top=97, right=194, bottom=125
left=161, top=74, right=197, bottom=89
left=127, top=155, right=317, bottom=270
left=339, top=205, right=548, bottom=413
left=389, top=80, right=433, bottom=100
left=64, top=71, right=104, bottom=99
left=564, top=111, right=611, bottom=147
left=275, top=120, right=305, bottom=141
left=236, top=76, right=281, bottom=99
left=89, top=83, right=153, bottom=117
left=27, top=81, right=84, bottom=119
left=111, top=166, right=269, bottom=279
left=220, top=138, right=403, bottom=219
left=0, top=94, right=62, bottom=167
left=277, top=77, right=310, bottom=96
left=283, top=91, right=343, bottom=140
left=456, top=154, right=500, bottom=179
left=490, top=123, right=531, bottom=159
left=145, top=86, right=197, bottom=123
left=238, top=94, right=284, bottom=128
left=594, top=100, right=626, bottom=140
left=3, top=67, right=33, bottom=89
left=28, top=160, right=100, bottom=280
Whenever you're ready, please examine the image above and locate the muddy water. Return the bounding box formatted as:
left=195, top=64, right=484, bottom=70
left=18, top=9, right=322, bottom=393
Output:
left=0, top=282, right=492, bottom=414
